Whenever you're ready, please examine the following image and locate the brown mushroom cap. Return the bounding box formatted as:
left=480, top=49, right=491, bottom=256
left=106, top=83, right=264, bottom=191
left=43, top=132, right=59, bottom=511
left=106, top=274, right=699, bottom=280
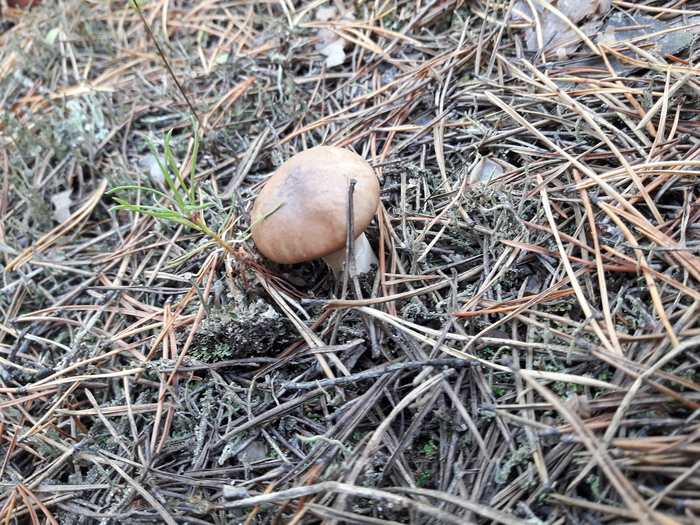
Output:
left=251, top=146, right=379, bottom=265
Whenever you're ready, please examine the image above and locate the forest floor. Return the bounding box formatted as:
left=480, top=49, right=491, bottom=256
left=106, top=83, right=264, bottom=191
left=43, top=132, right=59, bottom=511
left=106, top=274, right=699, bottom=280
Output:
left=1, top=0, right=700, bottom=523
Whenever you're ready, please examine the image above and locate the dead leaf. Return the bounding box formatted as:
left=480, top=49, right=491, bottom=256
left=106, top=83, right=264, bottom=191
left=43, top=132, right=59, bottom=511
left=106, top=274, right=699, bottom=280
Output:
left=468, top=157, right=504, bottom=186
left=318, top=39, right=346, bottom=68
left=513, top=0, right=609, bottom=56
left=314, top=6, right=354, bottom=69
left=564, top=393, right=593, bottom=419
left=50, top=189, right=73, bottom=224
left=138, top=154, right=165, bottom=185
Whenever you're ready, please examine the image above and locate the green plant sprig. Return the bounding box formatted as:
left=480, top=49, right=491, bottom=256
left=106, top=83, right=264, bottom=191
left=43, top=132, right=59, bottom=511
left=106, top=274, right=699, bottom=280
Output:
left=107, top=121, right=281, bottom=262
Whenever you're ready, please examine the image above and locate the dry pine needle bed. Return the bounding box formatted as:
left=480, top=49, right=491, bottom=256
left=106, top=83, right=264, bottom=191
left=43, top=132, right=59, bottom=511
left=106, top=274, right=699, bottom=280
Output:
left=1, top=0, right=700, bottom=523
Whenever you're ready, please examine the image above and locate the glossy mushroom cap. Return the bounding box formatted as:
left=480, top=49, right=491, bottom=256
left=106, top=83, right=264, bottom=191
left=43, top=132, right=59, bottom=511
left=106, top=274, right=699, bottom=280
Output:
left=251, top=146, right=379, bottom=274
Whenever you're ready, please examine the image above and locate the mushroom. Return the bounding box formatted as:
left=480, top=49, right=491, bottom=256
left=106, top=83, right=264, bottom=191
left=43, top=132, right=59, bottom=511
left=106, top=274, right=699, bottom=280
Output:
left=7, top=0, right=43, bottom=8
left=251, top=146, right=380, bottom=276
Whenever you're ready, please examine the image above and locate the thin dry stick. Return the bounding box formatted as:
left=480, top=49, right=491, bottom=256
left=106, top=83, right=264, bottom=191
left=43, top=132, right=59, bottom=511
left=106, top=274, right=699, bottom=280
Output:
left=166, top=255, right=218, bottom=387
left=329, top=371, right=453, bottom=518
left=156, top=301, right=179, bottom=454
left=514, top=367, right=660, bottom=525
left=92, top=453, right=178, bottom=525
left=257, top=271, right=350, bottom=380
left=535, top=173, right=619, bottom=355
left=573, top=169, right=623, bottom=355
left=19, top=483, right=58, bottom=525
left=150, top=301, right=171, bottom=454
left=564, top=337, right=700, bottom=511
left=223, top=481, right=482, bottom=525
left=23, top=383, right=80, bottom=439
left=597, top=202, right=680, bottom=348
left=483, top=89, right=700, bottom=283
left=131, top=1, right=203, bottom=132
left=84, top=389, right=132, bottom=457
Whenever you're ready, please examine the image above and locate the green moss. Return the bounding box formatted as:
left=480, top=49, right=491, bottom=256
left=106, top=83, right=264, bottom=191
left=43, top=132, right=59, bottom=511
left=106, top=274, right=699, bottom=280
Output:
left=187, top=299, right=292, bottom=361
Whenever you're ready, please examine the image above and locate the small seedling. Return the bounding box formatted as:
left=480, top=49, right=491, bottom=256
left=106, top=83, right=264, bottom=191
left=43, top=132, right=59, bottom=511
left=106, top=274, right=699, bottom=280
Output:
left=107, top=119, right=280, bottom=263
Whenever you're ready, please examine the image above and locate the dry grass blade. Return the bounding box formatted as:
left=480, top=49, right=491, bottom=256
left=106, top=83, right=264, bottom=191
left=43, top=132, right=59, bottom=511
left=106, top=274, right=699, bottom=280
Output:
left=514, top=366, right=657, bottom=523
left=597, top=202, right=680, bottom=347
left=5, top=180, right=108, bottom=271
left=90, top=453, right=178, bottom=525
left=222, top=481, right=482, bottom=525
left=536, top=172, right=620, bottom=356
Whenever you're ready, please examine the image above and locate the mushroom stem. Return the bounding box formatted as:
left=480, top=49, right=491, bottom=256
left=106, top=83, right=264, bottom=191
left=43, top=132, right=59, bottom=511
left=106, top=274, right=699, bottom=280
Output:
left=322, top=232, right=378, bottom=276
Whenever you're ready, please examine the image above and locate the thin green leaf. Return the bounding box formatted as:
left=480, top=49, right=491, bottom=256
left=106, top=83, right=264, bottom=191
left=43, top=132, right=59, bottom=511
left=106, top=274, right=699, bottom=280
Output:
left=108, top=185, right=181, bottom=204
left=150, top=131, right=188, bottom=210
left=168, top=242, right=216, bottom=264
left=108, top=195, right=181, bottom=215
left=143, top=134, right=170, bottom=184
left=164, top=130, right=188, bottom=197
left=189, top=116, right=199, bottom=203
left=243, top=201, right=284, bottom=235
left=166, top=216, right=202, bottom=229
left=116, top=187, right=186, bottom=213
left=217, top=199, right=237, bottom=236
left=111, top=204, right=174, bottom=216
left=126, top=207, right=179, bottom=217
left=106, top=185, right=145, bottom=194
